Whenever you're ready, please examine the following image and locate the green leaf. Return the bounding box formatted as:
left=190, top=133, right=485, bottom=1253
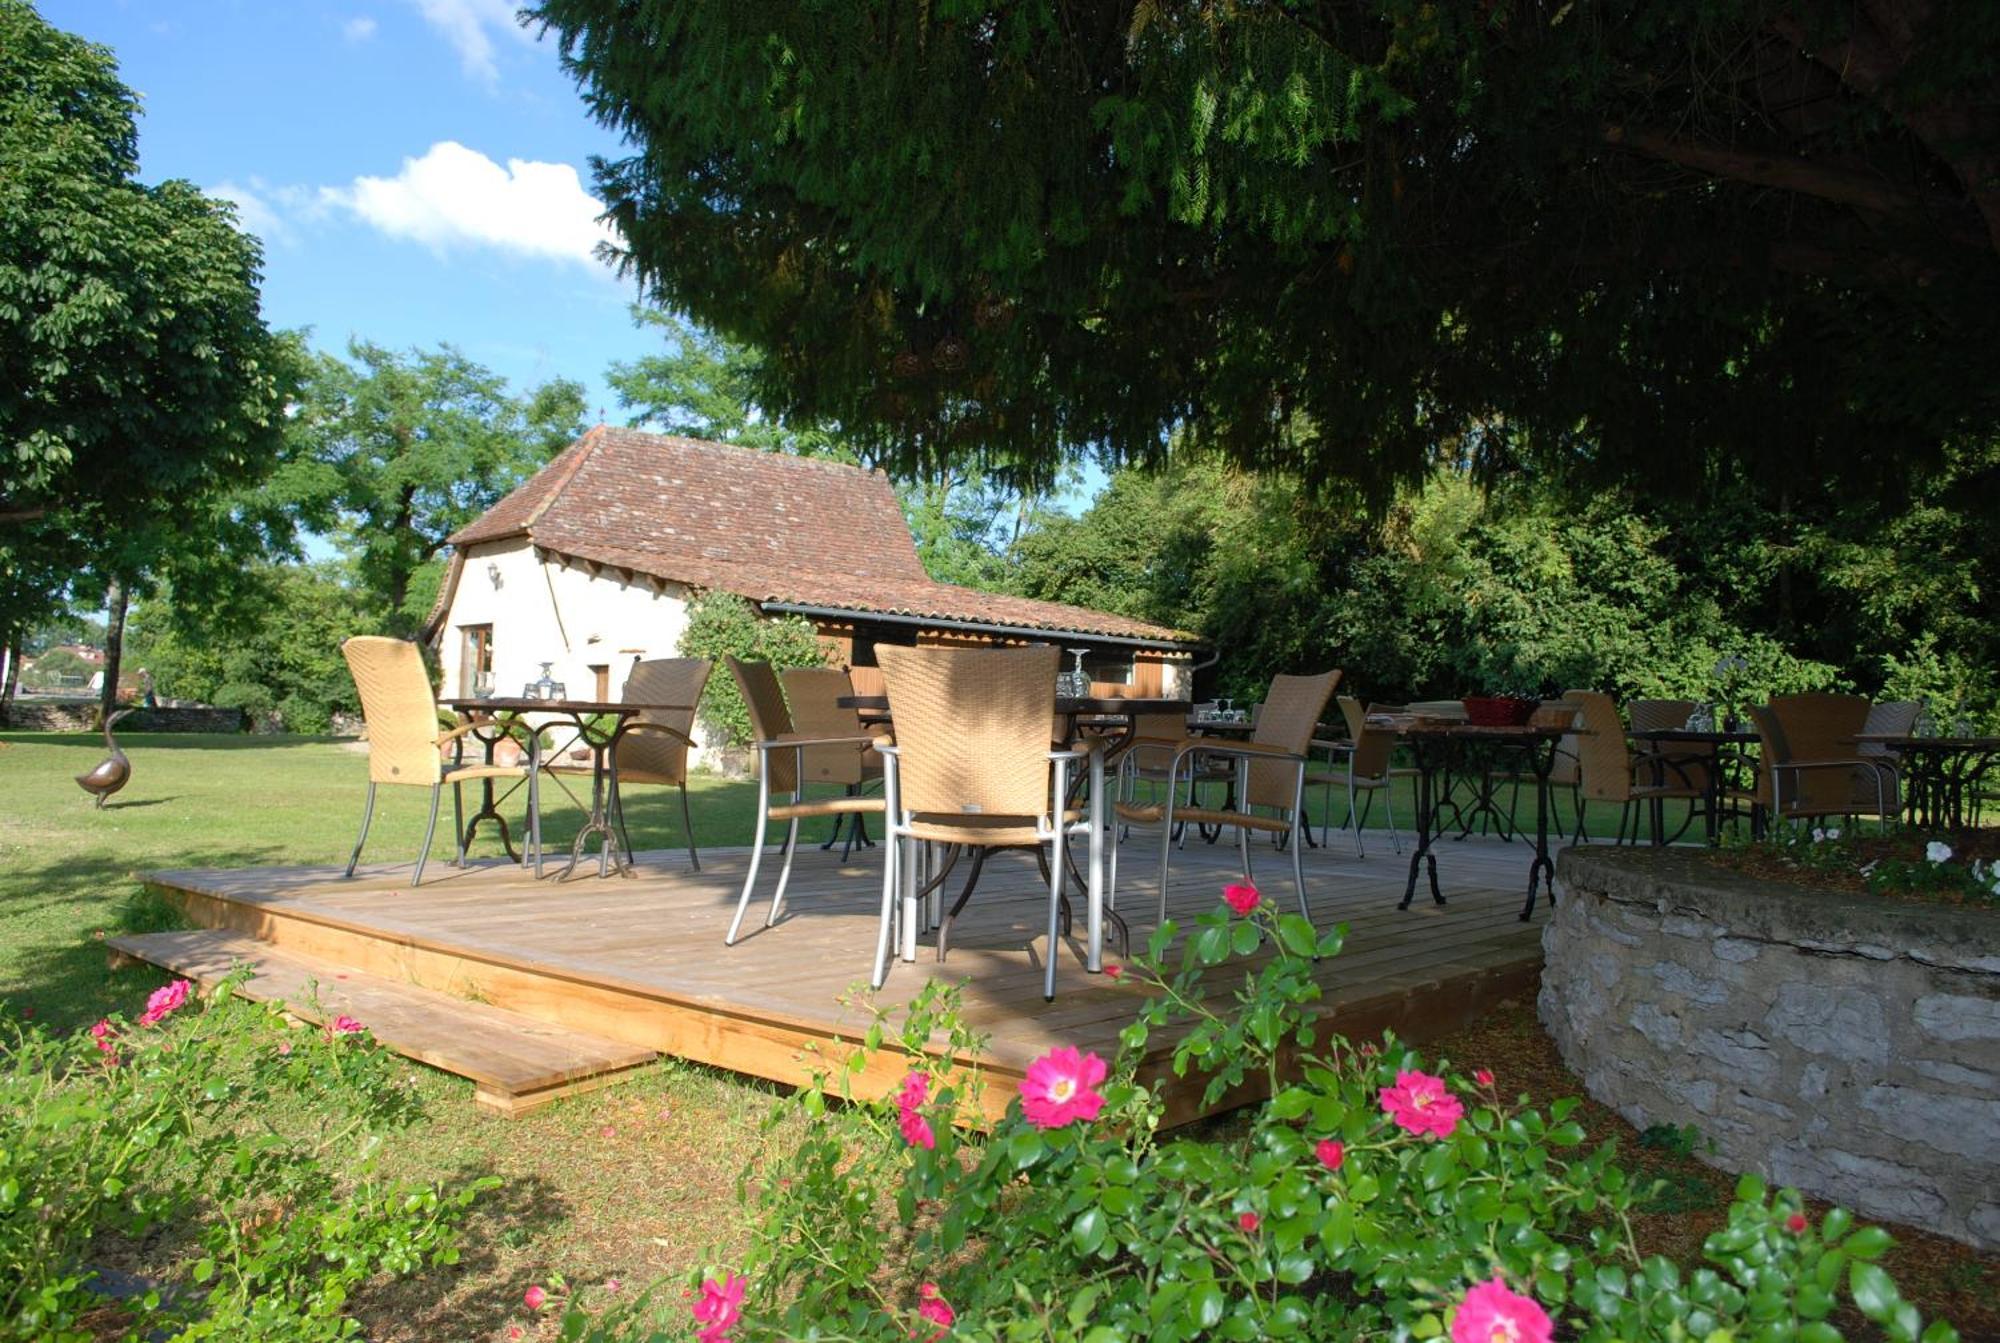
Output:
left=1849, top=1261, right=1898, bottom=1321
left=1188, top=1282, right=1226, bottom=1330
left=1843, top=1225, right=1893, bottom=1261
left=1072, top=1206, right=1107, bottom=1257
left=1008, top=1129, right=1045, bottom=1171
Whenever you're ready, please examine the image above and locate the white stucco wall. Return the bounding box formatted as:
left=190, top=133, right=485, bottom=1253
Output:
left=439, top=539, right=695, bottom=702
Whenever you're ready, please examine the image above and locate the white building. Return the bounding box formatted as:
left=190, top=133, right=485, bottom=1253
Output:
left=424, top=428, right=1199, bottom=748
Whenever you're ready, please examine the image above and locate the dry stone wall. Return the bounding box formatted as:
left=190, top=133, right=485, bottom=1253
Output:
left=1542, top=847, right=2000, bottom=1250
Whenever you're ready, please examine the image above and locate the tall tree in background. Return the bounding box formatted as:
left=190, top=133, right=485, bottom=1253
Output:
left=0, top=0, right=292, bottom=721
left=534, top=0, right=2000, bottom=502
left=291, top=341, right=587, bottom=631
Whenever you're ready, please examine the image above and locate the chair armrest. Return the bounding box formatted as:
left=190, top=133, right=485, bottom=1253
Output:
left=436, top=721, right=489, bottom=747
left=619, top=721, right=697, bottom=750
left=754, top=733, right=880, bottom=752
left=1046, top=748, right=1088, bottom=763
left=1181, top=740, right=1304, bottom=762
left=1310, top=738, right=1354, bottom=751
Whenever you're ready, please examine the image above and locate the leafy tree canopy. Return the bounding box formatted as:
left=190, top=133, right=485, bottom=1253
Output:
left=287, top=340, right=588, bottom=631
left=534, top=0, right=2000, bottom=500
left=0, top=0, right=289, bottom=540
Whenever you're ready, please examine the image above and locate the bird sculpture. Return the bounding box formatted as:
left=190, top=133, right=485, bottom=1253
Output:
left=75, top=708, right=137, bottom=809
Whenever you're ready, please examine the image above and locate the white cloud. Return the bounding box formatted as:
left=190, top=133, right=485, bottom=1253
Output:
left=210, top=179, right=301, bottom=244
left=403, top=0, right=535, bottom=84
left=343, top=15, right=379, bottom=42
left=319, top=141, right=619, bottom=267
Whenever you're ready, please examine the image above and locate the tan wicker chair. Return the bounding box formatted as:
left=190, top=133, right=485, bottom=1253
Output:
left=723, top=657, right=886, bottom=944
left=1748, top=694, right=1891, bottom=825
left=1113, top=670, right=1341, bottom=923
left=1566, top=690, right=1701, bottom=844
left=340, top=636, right=541, bottom=886
left=1309, top=696, right=1412, bottom=857
left=546, top=658, right=708, bottom=871
left=782, top=666, right=885, bottom=859
left=871, top=645, right=1099, bottom=1001
left=1854, top=700, right=1918, bottom=815
left=1627, top=698, right=1711, bottom=840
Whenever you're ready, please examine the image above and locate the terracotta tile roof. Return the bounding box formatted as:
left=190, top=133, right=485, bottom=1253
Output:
left=444, top=428, right=1197, bottom=646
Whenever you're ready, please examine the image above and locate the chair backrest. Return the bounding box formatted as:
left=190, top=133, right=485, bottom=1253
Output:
left=1245, top=670, right=1342, bottom=809
left=618, top=657, right=710, bottom=785
left=1535, top=699, right=1583, bottom=786
left=1628, top=699, right=1696, bottom=733
left=726, top=657, right=800, bottom=793
left=1747, top=704, right=1788, bottom=809
left=1338, top=695, right=1396, bottom=782
left=782, top=666, right=871, bottom=786
left=1123, top=708, right=1190, bottom=768
left=1859, top=701, right=1919, bottom=757
left=342, top=636, right=444, bottom=787
left=1565, top=690, right=1632, bottom=804
left=1770, top=693, right=1869, bottom=812
left=876, top=644, right=1060, bottom=821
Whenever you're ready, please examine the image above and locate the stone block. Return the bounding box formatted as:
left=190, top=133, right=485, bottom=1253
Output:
left=1653, top=960, right=1731, bottom=1005
left=1763, top=983, right=1888, bottom=1065
left=1860, top=1086, right=2000, bottom=1161
left=1712, top=937, right=1762, bottom=964
left=1691, top=1028, right=1777, bottom=1085
left=1629, top=1002, right=1682, bottom=1048
left=1913, top=993, right=2000, bottom=1043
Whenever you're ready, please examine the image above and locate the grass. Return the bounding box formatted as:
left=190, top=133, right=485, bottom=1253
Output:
left=9, top=730, right=1985, bottom=1338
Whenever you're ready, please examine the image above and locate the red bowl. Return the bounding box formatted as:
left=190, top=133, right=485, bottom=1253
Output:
left=1462, top=695, right=1539, bottom=727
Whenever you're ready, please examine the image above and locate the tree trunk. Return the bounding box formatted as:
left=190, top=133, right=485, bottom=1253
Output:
left=98, top=581, right=128, bottom=727
left=0, top=628, right=18, bottom=726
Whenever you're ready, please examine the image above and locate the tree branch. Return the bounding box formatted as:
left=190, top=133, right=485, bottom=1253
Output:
left=1602, top=123, right=1929, bottom=219
left=1769, top=9, right=2000, bottom=254
left=0, top=507, right=47, bottom=524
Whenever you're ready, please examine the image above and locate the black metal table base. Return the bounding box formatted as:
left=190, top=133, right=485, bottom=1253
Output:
left=1400, top=732, right=1560, bottom=921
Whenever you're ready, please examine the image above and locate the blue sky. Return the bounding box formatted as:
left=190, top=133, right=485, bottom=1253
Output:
left=43, top=0, right=1105, bottom=516
left=44, top=0, right=663, bottom=422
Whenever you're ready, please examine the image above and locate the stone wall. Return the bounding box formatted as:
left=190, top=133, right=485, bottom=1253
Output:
left=2, top=702, right=247, bottom=733
left=1542, top=847, right=1999, bottom=1250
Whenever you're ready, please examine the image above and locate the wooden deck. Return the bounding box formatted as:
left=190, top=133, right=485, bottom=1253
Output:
left=131, top=831, right=1552, bottom=1123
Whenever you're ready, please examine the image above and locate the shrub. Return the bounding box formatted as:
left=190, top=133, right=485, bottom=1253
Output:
left=0, top=977, right=494, bottom=1342
left=551, top=887, right=1961, bottom=1342
left=675, top=592, right=829, bottom=749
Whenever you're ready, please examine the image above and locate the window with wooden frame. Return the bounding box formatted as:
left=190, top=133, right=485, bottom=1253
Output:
left=459, top=625, right=494, bottom=697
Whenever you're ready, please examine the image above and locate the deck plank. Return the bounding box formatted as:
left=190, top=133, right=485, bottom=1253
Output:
left=140, top=832, right=1553, bottom=1122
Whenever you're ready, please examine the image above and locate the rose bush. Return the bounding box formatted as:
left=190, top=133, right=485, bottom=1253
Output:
left=1, top=975, right=494, bottom=1342
left=551, top=890, right=1961, bottom=1343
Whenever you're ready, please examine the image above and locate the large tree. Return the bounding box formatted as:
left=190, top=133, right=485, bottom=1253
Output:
left=533, top=0, right=2000, bottom=500
left=290, top=341, right=587, bottom=631
left=0, top=0, right=292, bottom=719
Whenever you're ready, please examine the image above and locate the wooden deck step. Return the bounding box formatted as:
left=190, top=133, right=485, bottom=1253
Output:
left=104, top=929, right=657, bottom=1116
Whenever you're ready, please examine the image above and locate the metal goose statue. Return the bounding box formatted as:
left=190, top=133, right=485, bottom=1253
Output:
left=76, top=708, right=137, bottom=809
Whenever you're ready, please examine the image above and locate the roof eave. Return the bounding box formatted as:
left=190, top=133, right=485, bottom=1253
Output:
left=756, top=600, right=1201, bottom=652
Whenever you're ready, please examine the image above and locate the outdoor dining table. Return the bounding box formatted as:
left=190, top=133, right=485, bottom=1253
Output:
left=1853, top=733, right=1998, bottom=830
left=1390, top=719, right=1573, bottom=922
left=1627, top=727, right=1761, bottom=845
left=442, top=697, right=695, bottom=881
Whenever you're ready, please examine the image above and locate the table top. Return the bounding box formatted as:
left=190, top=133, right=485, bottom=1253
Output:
left=1367, top=715, right=1571, bottom=740
left=1851, top=733, right=2000, bottom=750
left=443, top=698, right=693, bottom=715
left=1630, top=728, right=1761, bottom=744
left=836, top=695, right=1188, bottom=715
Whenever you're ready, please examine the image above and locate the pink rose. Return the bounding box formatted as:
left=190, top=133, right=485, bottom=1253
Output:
left=1474, top=1068, right=1494, bottom=1088
left=1018, top=1046, right=1108, bottom=1129
left=913, top=1282, right=955, bottom=1340
left=1378, top=1069, right=1464, bottom=1139
left=898, top=1106, right=936, bottom=1151
left=523, top=1284, right=547, bottom=1311
left=1237, top=1211, right=1260, bottom=1233
left=1315, top=1138, right=1345, bottom=1171
left=692, top=1271, right=747, bottom=1343
left=1103, top=964, right=1123, bottom=980
left=1449, top=1276, right=1553, bottom=1343
left=1222, top=882, right=1261, bottom=915
left=136, top=979, right=191, bottom=1027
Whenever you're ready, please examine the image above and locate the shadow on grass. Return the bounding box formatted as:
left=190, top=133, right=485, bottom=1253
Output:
left=352, top=1161, right=574, bottom=1339
left=0, top=841, right=293, bottom=1032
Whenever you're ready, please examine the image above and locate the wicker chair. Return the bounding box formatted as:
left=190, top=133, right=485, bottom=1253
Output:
left=340, top=636, right=541, bottom=887
left=870, top=645, right=1099, bottom=1001
left=546, top=658, right=708, bottom=871
left=1310, top=696, right=1412, bottom=856
left=782, top=665, right=886, bottom=858
left=723, top=657, right=887, bottom=944
left=1747, top=694, right=1891, bottom=825
left=1627, top=698, right=1711, bottom=840
left=1854, top=700, right=1918, bottom=816
left=1566, top=690, right=1701, bottom=844
left=1113, top=670, right=1341, bottom=923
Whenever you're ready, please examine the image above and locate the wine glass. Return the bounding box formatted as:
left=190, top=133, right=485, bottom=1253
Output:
left=1065, top=648, right=1091, bottom=698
